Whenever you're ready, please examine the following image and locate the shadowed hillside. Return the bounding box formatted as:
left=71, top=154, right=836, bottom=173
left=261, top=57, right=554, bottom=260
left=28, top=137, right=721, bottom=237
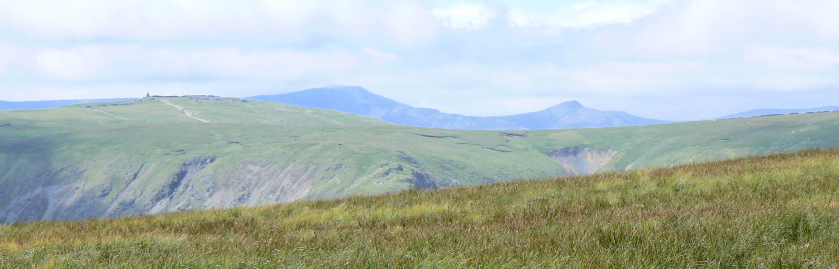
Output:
left=2, top=149, right=838, bottom=267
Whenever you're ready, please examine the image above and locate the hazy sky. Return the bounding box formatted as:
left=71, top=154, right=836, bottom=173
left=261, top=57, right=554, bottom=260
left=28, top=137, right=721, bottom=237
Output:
left=1, top=0, right=838, bottom=120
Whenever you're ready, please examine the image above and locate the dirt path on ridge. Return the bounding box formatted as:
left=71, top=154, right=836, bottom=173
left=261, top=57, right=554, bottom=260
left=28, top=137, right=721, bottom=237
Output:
left=75, top=107, right=129, bottom=120
left=161, top=100, right=214, bottom=123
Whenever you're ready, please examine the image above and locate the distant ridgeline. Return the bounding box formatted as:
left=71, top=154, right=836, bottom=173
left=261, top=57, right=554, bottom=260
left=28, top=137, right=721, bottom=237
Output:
left=147, top=94, right=222, bottom=98
left=0, top=98, right=136, bottom=110
left=0, top=95, right=249, bottom=111
left=248, top=86, right=668, bottom=130
left=3, top=95, right=839, bottom=224
left=721, top=106, right=839, bottom=119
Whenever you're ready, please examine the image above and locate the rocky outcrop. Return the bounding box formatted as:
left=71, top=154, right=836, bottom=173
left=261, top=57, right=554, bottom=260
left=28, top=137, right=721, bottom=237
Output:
left=547, top=147, right=617, bottom=175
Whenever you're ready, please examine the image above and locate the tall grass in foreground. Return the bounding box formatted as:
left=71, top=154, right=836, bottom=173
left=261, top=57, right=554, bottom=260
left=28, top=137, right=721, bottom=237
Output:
left=2, top=149, right=839, bottom=268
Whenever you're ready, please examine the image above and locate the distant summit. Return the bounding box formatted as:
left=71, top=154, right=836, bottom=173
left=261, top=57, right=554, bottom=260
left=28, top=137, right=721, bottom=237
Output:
left=551, top=100, right=583, bottom=109
left=249, top=86, right=402, bottom=116
left=248, top=86, right=666, bottom=130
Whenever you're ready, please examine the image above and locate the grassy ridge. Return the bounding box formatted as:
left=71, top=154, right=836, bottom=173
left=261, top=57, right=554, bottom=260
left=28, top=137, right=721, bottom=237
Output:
left=3, top=96, right=839, bottom=223
left=0, top=97, right=570, bottom=222
left=2, top=149, right=838, bottom=268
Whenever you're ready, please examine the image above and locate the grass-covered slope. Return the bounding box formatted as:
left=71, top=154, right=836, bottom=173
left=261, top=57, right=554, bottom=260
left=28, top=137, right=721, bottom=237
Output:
left=2, top=95, right=839, bottom=223
left=0, top=96, right=567, bottom=223
left=2, top=149, right=838, bottom=267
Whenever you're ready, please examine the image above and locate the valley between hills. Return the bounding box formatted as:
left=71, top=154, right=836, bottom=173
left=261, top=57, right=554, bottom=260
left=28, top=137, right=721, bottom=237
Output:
left=1, top=95, right=839, bottom=224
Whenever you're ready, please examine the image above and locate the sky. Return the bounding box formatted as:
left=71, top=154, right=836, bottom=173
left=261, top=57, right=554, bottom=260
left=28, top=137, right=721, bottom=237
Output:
left=0, top=0, right=838, bottom=121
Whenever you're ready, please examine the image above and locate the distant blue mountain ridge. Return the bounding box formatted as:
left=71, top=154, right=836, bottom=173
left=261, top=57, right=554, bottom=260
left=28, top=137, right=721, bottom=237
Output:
left=5, top=87, right=834, bottom=130
left=0, top=98, right=135, bottom=111
left=721, top=106, right=839, bottom=119
left=247, top=86, right=668, bottom=130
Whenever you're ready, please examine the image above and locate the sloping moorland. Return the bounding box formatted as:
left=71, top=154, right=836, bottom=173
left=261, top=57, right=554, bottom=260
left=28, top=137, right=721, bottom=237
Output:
left=1, top=149, right=838, bottom=267
left=2, top=96, right=839, bottom=223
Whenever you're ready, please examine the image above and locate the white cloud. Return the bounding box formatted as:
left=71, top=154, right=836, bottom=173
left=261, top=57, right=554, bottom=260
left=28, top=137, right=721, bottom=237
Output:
left=613, top=0, right=839, bottom=56
left=745, top=46, right=839, bottom=71
left=559, top=61, right=707, bottom=94
left=0, top=46, right=14, bottom=76
left=0, top=0, right=438, bottom=45
left=506, top=9, right=535, bottom=28
left=432, top=3, right=496, bottom=30
left=382, top=1, right=439, bottom=45
left=506, top=0, right=671, bottom=34
left=1, top=45, right=366, bottom=100
left=363, top=48, right=397, bottom=61
left=35, top=48, right=111, bottom=80
left=574, top=0, right=839, bottom=95
left=729, top=46, right=839, bottom=91
left=16, top=45, right=361, bottom=85
left=126, top=47, right=362, bottom=81
left=143, top=48, right=361, bottom=78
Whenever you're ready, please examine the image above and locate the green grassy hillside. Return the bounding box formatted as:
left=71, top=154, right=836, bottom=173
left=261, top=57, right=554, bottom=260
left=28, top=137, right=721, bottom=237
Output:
left=2, top=96, right=839, bottom=223
left=1, top=149, right=838, bottom=267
